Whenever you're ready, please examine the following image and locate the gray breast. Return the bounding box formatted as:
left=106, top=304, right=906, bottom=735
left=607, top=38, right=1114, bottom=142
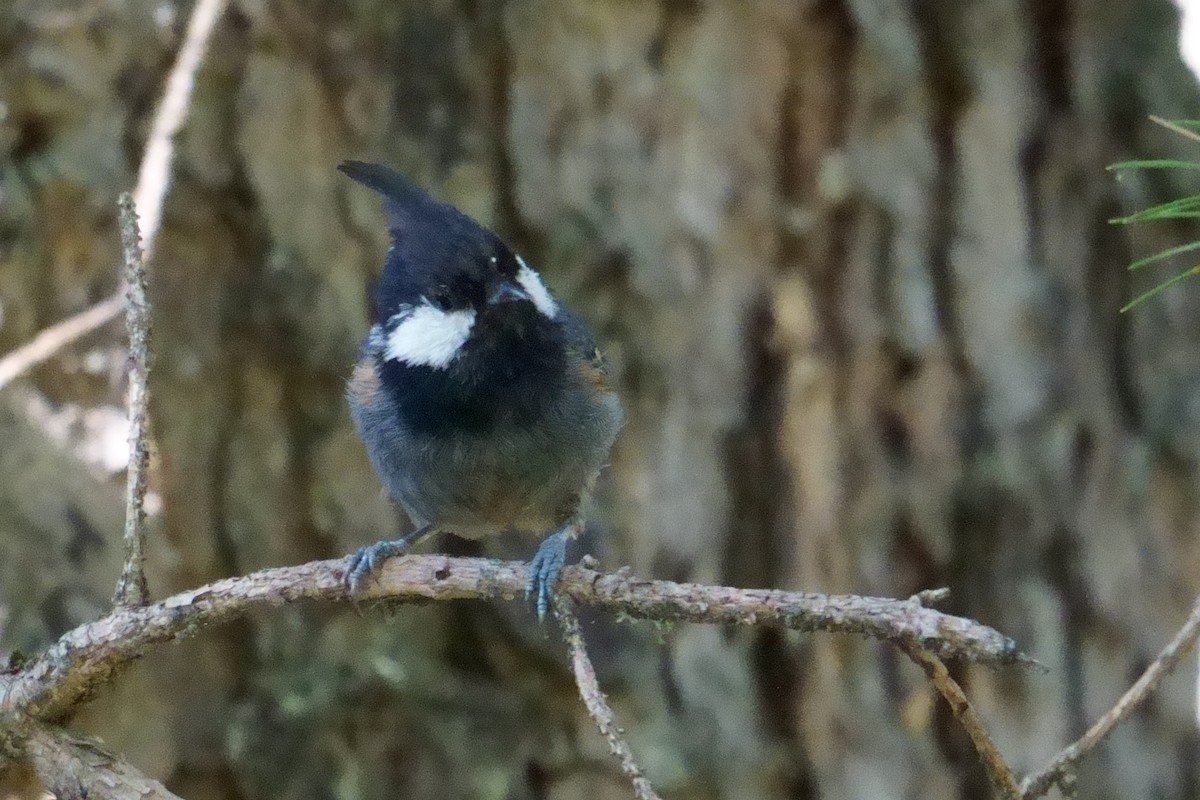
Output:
left=349, top=361, right=621, bottom=539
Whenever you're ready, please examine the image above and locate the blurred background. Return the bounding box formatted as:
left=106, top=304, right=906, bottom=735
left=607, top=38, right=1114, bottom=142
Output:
left=3, top=0, right=1200, bottom=798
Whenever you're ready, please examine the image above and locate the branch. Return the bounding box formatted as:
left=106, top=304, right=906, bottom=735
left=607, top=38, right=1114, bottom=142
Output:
left=0, top=295, right=125, bottom=393
left=19, top=723, right=182, bottom=800
left=0, top=555, right=1024, bottom=723
left=133, top=0, right=229, bottom=263
left=900, top=641, right=1021, bottom=799
left=555, top=596, right=662, bottom=800
left=1020, top=595, right=1200, bottom=798
left=112, top=195, right=153, bottom=608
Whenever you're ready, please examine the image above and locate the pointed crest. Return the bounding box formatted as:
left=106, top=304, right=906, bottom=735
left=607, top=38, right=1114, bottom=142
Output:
left=338, top=161, right=439, bottom=235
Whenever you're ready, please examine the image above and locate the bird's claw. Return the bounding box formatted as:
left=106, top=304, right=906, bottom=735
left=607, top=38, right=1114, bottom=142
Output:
left=526, top=529, right=571, bottom=621
left=346, top=539, right=410, bottom=593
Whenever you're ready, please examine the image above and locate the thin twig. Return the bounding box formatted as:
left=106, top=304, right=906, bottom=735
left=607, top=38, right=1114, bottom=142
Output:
left=900, top=641, right=1021, bottom=799
left=0, top=0, right=227, bottom=391
left=554, top=595, right=662, bottom=800
left=0, top=555, right=1024, bottom=722
left=910, top=587, right=952, bottom=606
left=0, top=295, right=125, bottom=393
left=1020, top=595, right=1200, bottom=798
left=112, top=195, right=152, bottom=608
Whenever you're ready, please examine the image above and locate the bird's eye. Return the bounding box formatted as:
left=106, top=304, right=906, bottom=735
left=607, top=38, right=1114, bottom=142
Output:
left=429, top=288, right=454, bottom=311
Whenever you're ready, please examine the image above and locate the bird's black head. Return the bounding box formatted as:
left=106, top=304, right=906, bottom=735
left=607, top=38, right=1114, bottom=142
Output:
left=339, top=161, right=563, bottom=373
left=340, top=161, right=571, bottom=431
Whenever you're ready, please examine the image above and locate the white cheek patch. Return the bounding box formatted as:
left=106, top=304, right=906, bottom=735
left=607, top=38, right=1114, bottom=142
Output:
left=515, top=255, right=558, bottom=319
left=383, top=304, right=476, bottom=369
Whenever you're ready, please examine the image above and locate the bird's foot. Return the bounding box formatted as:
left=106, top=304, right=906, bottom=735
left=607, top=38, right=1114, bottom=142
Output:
left=346, top=540, right=409, bottom=593
left=346, top=524, right=436, bottom=593
left=527, top=527, right=575, bottom=621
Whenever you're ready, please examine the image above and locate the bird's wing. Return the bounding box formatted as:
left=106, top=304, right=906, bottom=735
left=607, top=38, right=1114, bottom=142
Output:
left=558, top=306, right=613, bottom=391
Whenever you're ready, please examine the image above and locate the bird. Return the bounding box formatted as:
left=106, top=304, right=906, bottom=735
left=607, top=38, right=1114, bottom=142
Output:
left=338, top=160, right=622, bottom=618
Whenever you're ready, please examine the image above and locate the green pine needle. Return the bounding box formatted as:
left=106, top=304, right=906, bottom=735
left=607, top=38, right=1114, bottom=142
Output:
left=1149, top=116, right=1200, bottom=142
left=1107, top=159, right=1200, bottom=171
left=1120, top=265, right=1200, bottom=312
left=1155, top=117, right=1200, bottom=130
left=1110, top=193, right=1200, bottom=225
left=1112, top=117, right=1200, bottom=310
left=1127, top=240, right=1200, bottom=271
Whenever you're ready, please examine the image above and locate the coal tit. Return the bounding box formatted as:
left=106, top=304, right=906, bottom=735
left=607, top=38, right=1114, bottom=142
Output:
left=339, top=161, right=622, bottom=617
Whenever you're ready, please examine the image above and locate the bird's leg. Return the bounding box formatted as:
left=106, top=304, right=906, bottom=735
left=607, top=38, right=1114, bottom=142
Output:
left=527, top=520, right=582, bottom=621
left=346, top=524, right=439, bottom=593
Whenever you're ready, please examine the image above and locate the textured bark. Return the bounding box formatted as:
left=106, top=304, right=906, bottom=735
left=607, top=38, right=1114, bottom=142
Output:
left=0, top=556, right=1022, bottom=726
left=20, top=724, right=183, bottom=800
left=2, top=0, right=1200, bottom=798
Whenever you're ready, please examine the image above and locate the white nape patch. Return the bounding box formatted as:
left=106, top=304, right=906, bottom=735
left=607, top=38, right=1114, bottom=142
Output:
left=515, top=255, right=558, bottom=319
left=383, top=304, right=476, bottom=369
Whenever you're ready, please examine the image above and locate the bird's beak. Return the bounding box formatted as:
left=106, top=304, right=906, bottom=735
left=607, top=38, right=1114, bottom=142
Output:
left=487, top=281, right=531, bottom=306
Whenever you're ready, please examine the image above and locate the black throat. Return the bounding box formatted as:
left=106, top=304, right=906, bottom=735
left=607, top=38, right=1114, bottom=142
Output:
left=380, top=317, right=568, bottom=435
